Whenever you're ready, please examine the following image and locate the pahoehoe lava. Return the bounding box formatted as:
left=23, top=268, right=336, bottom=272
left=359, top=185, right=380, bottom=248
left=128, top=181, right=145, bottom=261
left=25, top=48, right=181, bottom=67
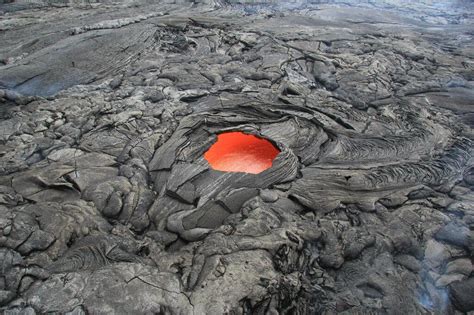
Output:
left=0, top=0, right=473, bottom=314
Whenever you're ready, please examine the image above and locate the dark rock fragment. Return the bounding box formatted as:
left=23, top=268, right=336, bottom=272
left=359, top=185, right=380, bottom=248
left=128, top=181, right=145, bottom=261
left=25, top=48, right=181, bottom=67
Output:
left=449, top=277, right=474, bottom=312
left=435, top=222, right=474, bottom=252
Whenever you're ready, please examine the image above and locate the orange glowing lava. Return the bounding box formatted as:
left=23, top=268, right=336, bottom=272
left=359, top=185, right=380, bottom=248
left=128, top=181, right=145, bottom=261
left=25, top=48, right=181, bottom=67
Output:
left=204, top=132, right=280, bottom=174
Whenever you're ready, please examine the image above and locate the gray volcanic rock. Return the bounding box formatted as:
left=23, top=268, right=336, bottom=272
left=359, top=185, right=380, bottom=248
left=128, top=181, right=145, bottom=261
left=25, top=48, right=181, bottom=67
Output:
left=449, top=277, right=474, bottom=312
left=0, top=0, right=473, bottom=314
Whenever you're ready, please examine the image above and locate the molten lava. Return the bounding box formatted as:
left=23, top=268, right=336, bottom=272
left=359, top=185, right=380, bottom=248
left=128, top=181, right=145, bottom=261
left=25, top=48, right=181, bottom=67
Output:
left=204, top=131, right=280, bottom=174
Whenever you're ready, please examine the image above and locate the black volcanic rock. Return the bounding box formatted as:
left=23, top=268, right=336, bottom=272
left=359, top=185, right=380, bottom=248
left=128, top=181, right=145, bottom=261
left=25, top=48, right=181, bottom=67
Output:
left=449, top=278, right=474, bottom=312
left=436, top=221, right=474, bottom=252
left=0, top=0, right=473, bottom=314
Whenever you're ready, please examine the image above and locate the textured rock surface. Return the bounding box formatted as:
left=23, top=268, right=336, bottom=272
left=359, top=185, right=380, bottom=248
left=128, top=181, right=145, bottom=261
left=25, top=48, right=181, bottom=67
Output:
left=0, top=0, right=473, bottom=314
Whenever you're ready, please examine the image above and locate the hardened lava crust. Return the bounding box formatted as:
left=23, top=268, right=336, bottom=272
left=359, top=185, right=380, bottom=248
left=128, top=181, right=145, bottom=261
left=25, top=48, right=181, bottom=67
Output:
left=0, top=0, right=473, bottom=314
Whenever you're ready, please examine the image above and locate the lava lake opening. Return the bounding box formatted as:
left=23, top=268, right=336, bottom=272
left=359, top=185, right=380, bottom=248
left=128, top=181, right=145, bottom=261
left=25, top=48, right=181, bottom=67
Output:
left=204, top=131, right=280, bottom=174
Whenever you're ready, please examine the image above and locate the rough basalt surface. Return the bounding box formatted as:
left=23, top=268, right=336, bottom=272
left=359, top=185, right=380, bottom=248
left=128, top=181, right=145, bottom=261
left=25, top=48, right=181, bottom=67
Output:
left=0, top=0, right=473, bottom=314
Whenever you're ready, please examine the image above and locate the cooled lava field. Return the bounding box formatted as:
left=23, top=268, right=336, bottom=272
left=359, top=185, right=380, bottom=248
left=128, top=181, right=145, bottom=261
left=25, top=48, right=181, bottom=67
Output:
left=0, top=0, right=473, bottom=314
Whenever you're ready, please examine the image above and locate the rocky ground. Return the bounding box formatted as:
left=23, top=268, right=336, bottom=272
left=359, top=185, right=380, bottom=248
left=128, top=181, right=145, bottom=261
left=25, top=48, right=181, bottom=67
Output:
left=0, top=0, right=473, bottom=314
